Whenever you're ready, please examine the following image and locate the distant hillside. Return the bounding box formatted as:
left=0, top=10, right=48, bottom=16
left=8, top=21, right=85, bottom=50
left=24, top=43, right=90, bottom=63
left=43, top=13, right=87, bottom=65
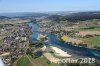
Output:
left=46, top=11, right=100, bottom=22
left=23, top=13, right=49, bottom=17
left=0, top=12, right=49, bottom=17
left=0, top=16, right=11, bottom=19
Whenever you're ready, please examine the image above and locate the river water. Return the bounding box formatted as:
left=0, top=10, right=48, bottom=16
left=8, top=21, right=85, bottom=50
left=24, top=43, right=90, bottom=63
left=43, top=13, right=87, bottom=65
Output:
left=28, top=22, right=100, bottom=60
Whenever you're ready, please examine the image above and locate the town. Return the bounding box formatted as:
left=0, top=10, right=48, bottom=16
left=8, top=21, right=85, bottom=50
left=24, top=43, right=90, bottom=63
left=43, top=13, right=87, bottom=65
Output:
left=0, top=20, right=32, bottom=66
left=0, top=13, right=100, bottom=66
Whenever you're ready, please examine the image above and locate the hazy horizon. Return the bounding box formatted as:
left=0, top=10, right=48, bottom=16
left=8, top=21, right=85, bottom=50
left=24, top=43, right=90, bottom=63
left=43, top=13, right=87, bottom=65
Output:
left=0, top=0, right=100, bottom=13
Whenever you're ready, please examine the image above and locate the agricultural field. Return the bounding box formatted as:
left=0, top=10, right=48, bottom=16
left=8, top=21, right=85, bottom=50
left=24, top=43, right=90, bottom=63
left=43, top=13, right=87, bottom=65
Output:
left=86, top=36, right=100, bottom=47
left=77, top=26, right=100, bottom=31
left=17, top=56, right=30, bottom=66
left=28, top=55, right=61, bottom=66
left=16, top=54, right=61, bottom=66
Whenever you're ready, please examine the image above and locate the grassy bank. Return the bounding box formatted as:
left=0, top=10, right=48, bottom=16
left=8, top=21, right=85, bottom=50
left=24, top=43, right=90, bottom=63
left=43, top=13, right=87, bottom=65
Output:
left=17, top=56, right=29, bottom=66
left=86, top=36, right=100, bottom=47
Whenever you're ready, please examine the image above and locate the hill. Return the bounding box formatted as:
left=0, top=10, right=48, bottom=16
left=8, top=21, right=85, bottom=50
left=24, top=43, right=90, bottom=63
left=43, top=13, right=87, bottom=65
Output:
left=46, top=11, right=100, bottom=22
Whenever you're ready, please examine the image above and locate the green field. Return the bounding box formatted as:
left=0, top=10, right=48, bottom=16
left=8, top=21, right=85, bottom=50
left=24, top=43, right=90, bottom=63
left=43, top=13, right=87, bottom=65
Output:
left=79, top=28, right=100, bottom=31
left=76, top=26, right=100, bottom=31
left=17, top=56, right=29, bottom=66
left=87, top=37, right=100, bottom=46
left=28, top=55, right=63, bottom=66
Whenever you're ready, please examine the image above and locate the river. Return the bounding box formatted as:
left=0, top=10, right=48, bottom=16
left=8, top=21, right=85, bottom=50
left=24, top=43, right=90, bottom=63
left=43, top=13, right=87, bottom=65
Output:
left=28, top=22, right=100, bottom=60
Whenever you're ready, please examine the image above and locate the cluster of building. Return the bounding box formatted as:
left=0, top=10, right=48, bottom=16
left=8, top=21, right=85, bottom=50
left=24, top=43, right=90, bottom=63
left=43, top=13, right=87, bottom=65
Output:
left=0, top=18, right=30, bottom=24
left=0, top=23, right=31, bottom=66
left=38, top=20, right=77, bottom=33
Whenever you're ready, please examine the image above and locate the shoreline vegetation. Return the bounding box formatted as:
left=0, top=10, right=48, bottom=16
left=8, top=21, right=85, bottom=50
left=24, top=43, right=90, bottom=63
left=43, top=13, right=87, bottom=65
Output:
left=58, top=34, right=100, bottom=51
left=39, top=18, right=100, bottom=50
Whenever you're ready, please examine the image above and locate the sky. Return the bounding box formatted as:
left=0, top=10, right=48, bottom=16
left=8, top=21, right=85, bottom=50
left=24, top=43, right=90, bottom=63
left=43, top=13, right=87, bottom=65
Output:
left=0, top=0, right=100, bottom=13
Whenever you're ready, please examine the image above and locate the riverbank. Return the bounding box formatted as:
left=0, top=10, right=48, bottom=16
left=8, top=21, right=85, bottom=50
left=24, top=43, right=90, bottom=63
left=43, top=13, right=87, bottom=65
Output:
left=29, top=22, right=100, bottom=60
left=50, top=46, right=71, bottom=57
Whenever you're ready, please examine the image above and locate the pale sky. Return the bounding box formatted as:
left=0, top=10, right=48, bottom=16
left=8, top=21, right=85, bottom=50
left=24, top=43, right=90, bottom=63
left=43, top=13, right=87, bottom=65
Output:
left=0, top=0, right=100, bottom=13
